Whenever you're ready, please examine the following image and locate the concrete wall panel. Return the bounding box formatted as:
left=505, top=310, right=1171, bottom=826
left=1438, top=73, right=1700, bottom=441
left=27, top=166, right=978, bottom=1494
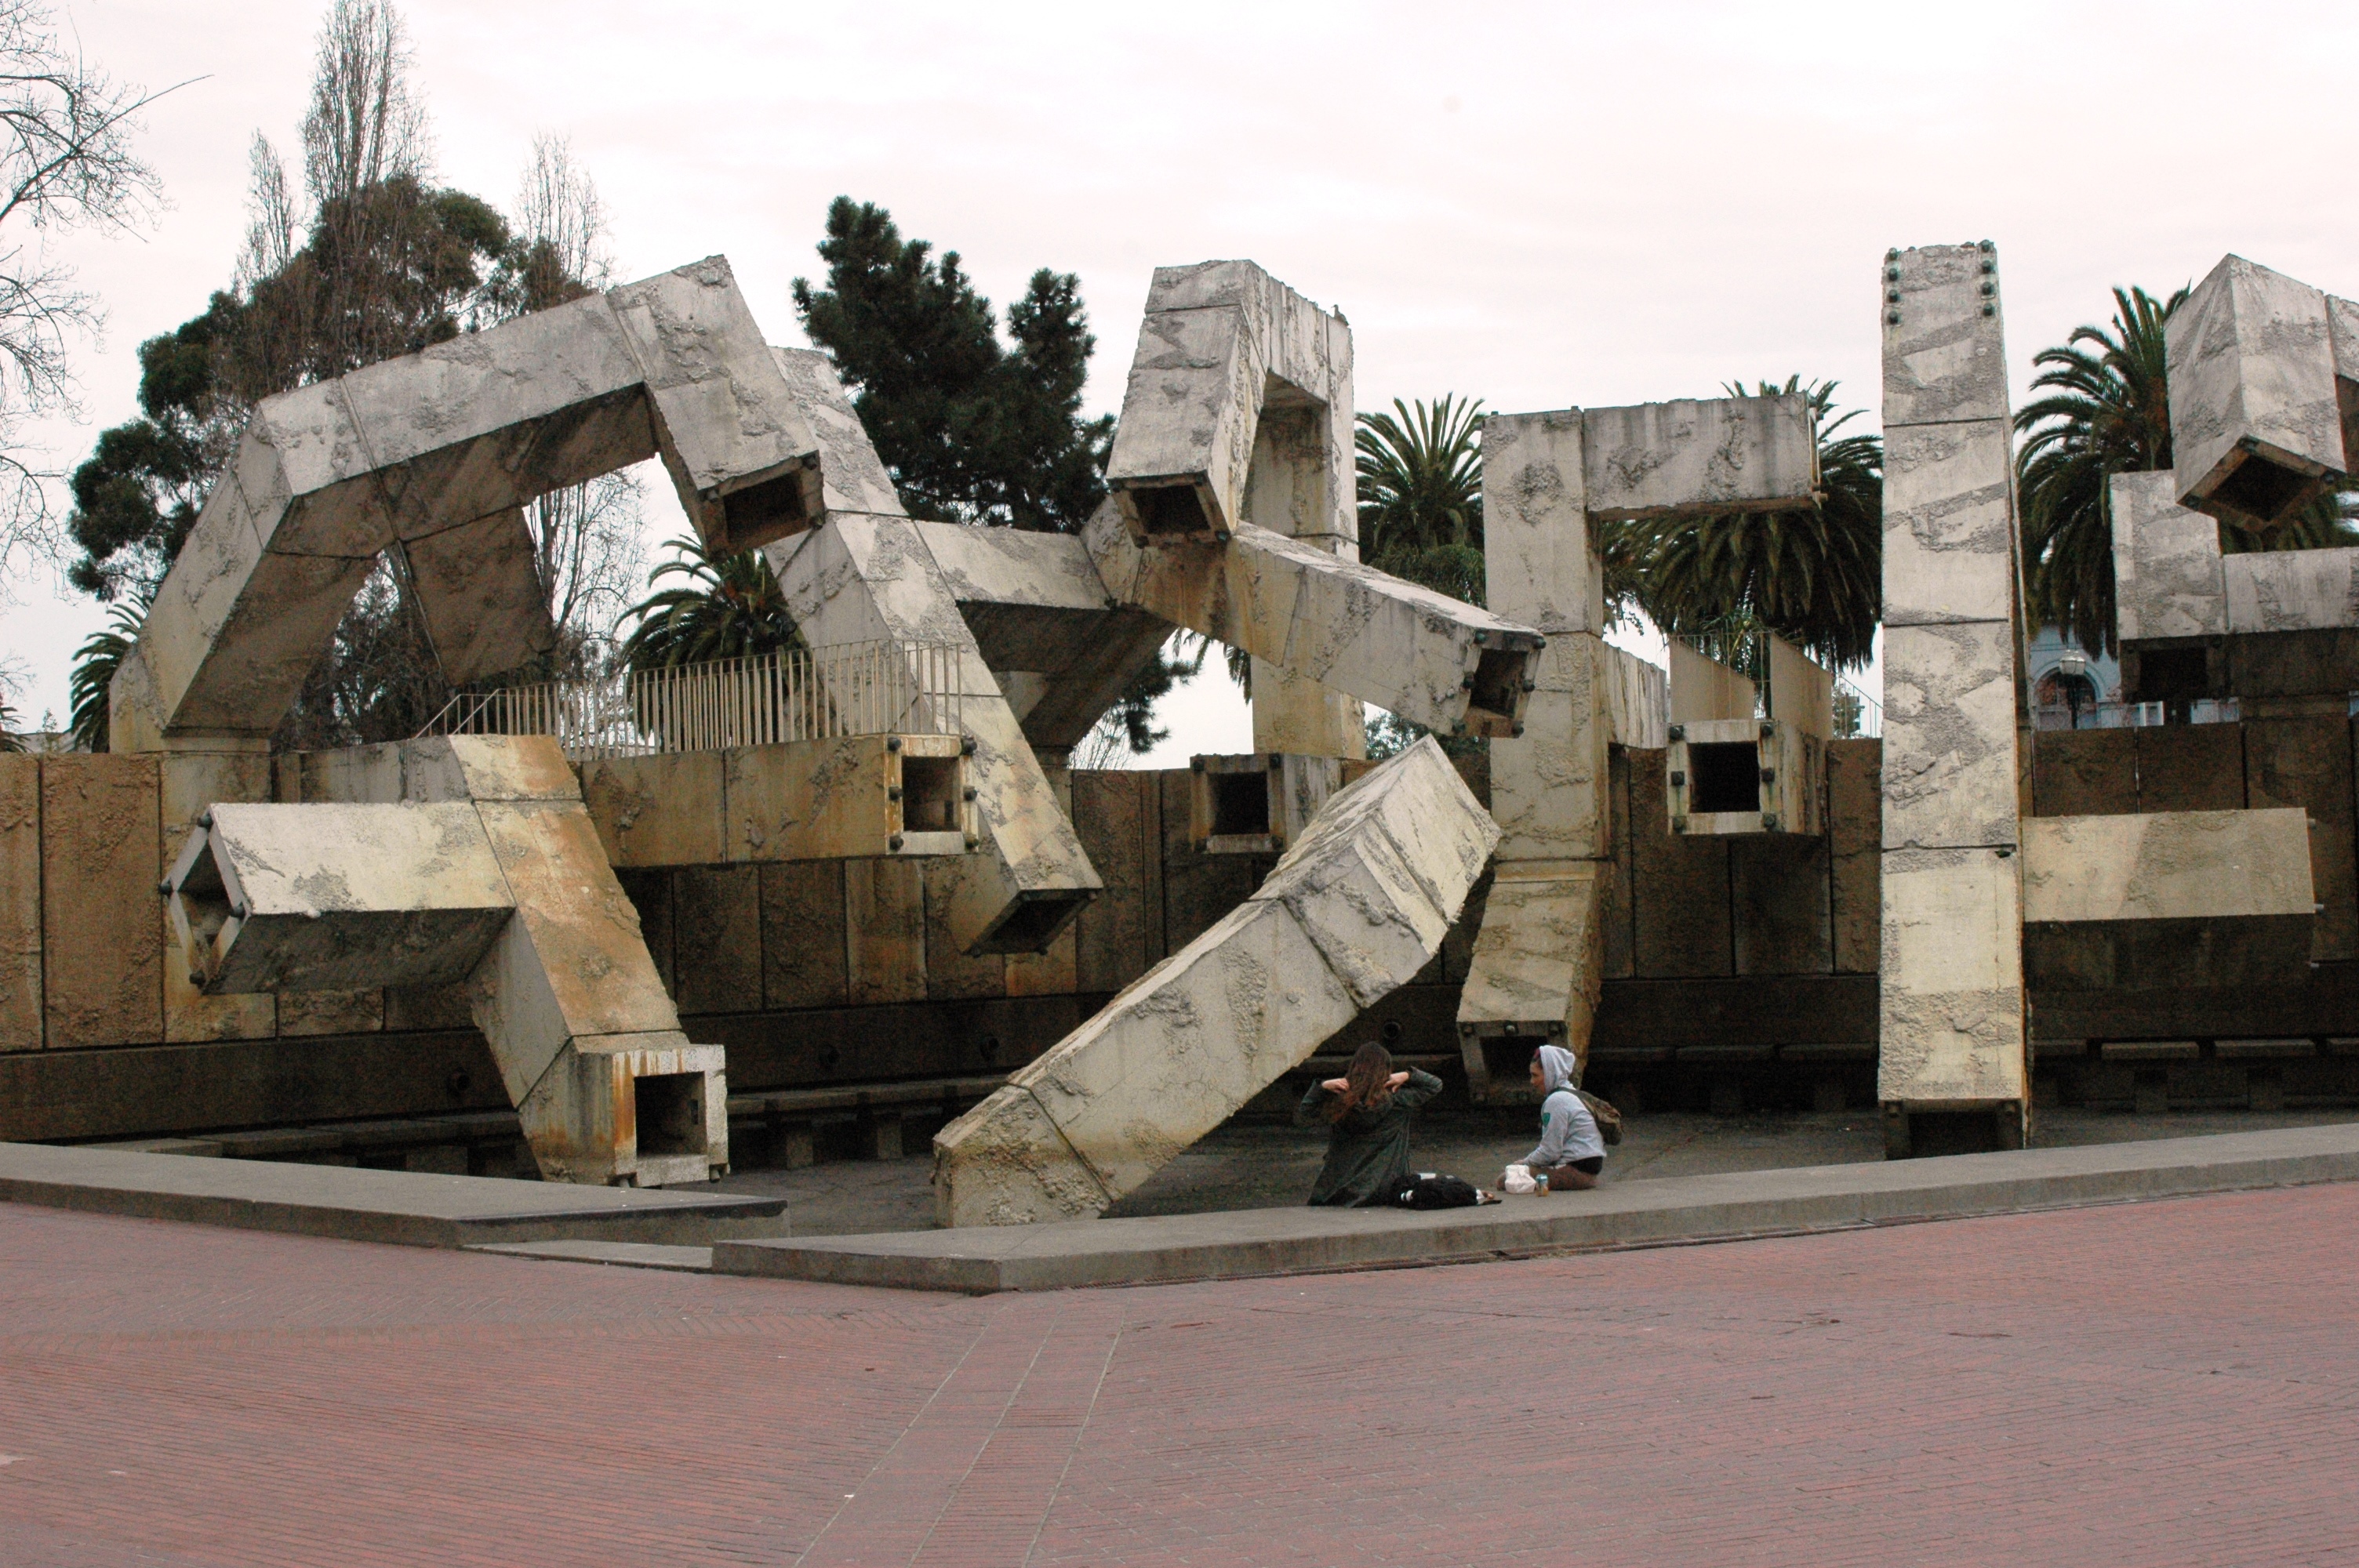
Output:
left=924, top=855, right=1008, bottom=1001
left=1732, top=834, right=1832, bottom=975
left=2135, top=723, right=2245, bottom=812
left=758, top=861, right=847, bottom=1010
left=1161, top=770, right=1262, bottom=952
left=672, top=865, right=763, bottom=1013
left=0, top=756, right=38, bottom=1050
left=612, top=868, right=674, bottom=996
left=1073, top=771, right=1153, bottom=994
left=40, top=755, right=161, bottom=1049
left=2245, top=717, right=2357, bottom=960
left=1828, top=739, right=1881, bottom=974
left=1628, top=747, right=1732, bottom=977
left=2032, top=728, right=2138, bottom=818
left=846, top=858, right=926, bottom=1006
left=1603, top=748, right=1635, bottom=979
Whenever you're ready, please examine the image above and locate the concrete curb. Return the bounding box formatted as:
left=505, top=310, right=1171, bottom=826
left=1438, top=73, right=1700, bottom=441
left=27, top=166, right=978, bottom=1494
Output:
left=713, top=1123, right=2359, bottom=1293
left=0, top=1141, right=785, bottom=1248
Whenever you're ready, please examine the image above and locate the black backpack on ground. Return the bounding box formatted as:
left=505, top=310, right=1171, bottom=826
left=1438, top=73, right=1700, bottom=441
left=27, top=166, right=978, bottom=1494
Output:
left=1390, top=1172, right=1481, bottom=1210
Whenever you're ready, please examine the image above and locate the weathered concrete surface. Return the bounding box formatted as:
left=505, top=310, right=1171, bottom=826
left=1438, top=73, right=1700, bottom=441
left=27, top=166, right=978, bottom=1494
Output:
left=2020, top=808, right=2315, bottom=924
left=933, top=739, right=1496, bottom=1225
left=1877, top=241, right=2029, bottom=1134
left=580, top=735, right=966, bottom=867
left=2168, top=255, right=2345, bottom=529
left=1454, top=864, right=1608, bottom=1089
left=2222, top=546, right=2359, bottom=633
left=1481, top=410, right=1606, bottom=634
left=401, top=507, right=557, bottom=685
left=1668, top=640, right=1756, bottom=723
left=2111, top=472, right=2226, bottom=642
left=272, top=736, right=729, bottom=1188
left=1087, top=502, right=1543, bottom=740
left=1605, top=644, right=1669, bottom=747
left=158, top=752, right=275, bottom=1044
left=769, top=515, right=1101, bottom=954
left=167, top=802, right=515, bottom=994
left=112, top=256, right=824, bottom=750
left=719, top=1122, right=2359, bottom=1293
left=0, top=1139, right=783, bottom=1248
left=1879, top=618, right=2021, bottom=851
left=39, top=755, right=161, bottom=1050
left=0, top=757, right=38, bottom=1050
left=1877, top=846, right=2024, bottom=1105
left=1488, top=634, right=1611, bottom=861
left=1579, top=394, right=1819, bottom=520
left=1188, top=752, right=1339, bottom=855
left=1667, top=717, right=1825, bottom=837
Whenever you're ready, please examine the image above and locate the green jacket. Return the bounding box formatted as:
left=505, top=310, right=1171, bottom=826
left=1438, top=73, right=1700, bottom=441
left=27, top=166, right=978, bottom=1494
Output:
left=1296, top=1068, right=1445, bottom=1207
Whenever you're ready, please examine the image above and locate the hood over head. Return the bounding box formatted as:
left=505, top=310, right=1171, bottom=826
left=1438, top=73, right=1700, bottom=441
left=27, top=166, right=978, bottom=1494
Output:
left=1536, top=1044, right=1579, bottom=1097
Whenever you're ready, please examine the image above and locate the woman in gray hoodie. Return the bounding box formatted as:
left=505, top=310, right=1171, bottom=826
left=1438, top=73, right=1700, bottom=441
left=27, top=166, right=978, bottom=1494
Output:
left=1514, top=1044, right=1605, bottom=1191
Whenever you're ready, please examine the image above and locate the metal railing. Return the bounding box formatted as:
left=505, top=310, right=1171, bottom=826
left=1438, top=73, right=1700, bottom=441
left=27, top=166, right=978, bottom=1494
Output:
left=417, top=640, right=967, bottom=760
left=1668, top=630, right=1881, bottom=738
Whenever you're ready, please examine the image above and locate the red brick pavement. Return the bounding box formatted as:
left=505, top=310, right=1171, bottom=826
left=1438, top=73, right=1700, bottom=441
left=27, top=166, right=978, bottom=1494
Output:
left=2, top=1185, right=2357, bottom=1566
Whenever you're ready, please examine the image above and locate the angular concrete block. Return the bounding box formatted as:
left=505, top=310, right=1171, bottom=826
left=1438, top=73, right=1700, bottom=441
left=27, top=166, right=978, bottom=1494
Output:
left=923, top=853, right=1007, bottom=1001
left=168, top=802, right=515, bottom=994
left=2019, top=808, right=2314, bottom=924
left=607, top=257, right=823, bottom=554
left=769, top=515, right=1102, bottom=954
left=1580, top=394, right=1819, bottom=521
left=0, top=756, right=39, bottom=1050
left=1480, top=409, right=1604, bottom=635
left=516, top=1032, right=728, bottom=1189
left=39, top=755, right=161, bottom=1050
left=121, top=256, right=823, bottom=747
left=935, top=739, right=1495, bottom=1224
left=1767, top=635, right=1835, bottom=739
left=1491, top=677, right=1611, bottom=862
left=1880, top=619, right=2021, bottom=851
left=402, top=508, right=557, bottom=685
left=158, top=751, right=278, bottom=1044
left=582, top=752, right=725, bottom=867
left=1667, top=717, right=1823, bottom=837
left=1877, top=846, right=2026, bottom=1105
left=273, top=989, right=385, bottom=1036
left=2223, top=546, right=2359, bottom=634
left=1881, top=418, right=2016, bottom=626
left=1881, top=242, right=2010, bottom=427
left=1669, top=640, right=1755, bottom=724
left=2110, top=471, right=2226, bottom=642
left=1455, top=865, right=1608, bottom=1087
left=399, top=735, right=581, bottom=805
left=1249, top=657, right=1366, bottom=759
left=1189, top=752, right=1340, bottom=855
left=2168, top=254, right=2343, bottom=529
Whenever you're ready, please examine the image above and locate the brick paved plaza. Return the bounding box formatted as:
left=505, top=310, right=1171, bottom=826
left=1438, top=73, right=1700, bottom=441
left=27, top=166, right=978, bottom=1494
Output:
left=3, top=1186, right=2356, bottom=1567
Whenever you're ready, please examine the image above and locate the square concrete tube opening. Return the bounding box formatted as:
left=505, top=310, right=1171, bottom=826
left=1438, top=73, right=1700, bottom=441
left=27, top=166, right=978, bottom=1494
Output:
left=111, top=256, right=827, bottom=752
left=2167, top=255, right=2351, bottom=532
left=1190, top=753, right=1341, bottom=855
left=933, top=738, right=1497, bottom=1225
left=1667, top=720, right=1824, bottom=837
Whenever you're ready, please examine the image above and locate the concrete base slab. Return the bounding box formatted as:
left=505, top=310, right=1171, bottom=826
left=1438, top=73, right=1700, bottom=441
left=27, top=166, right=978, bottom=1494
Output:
left=0, top=1141, right=783, bottom=1249
left=467, top=1240, right=716, bottom=1272
left=713, top=1122, right=2359, bottom=1292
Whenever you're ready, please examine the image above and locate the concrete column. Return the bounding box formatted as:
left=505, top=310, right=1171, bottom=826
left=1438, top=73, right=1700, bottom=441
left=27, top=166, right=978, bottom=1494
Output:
left=1877, top=241, right=2030, bottom=1154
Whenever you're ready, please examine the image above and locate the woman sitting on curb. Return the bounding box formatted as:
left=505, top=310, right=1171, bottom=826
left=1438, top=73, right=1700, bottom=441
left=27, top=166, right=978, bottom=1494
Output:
left=1296, top=1042, right=1449, bottom=1207
left=1510, top=1044, right=1607, bottom=1192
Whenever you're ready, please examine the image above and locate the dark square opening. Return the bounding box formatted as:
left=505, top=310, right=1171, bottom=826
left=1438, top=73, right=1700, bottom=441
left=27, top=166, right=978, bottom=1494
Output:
left=1481, top=1036, right=1547, bottom=1087
left=2133, top=644, right=2209, bottom=702
left=976, top=891, right=1089, bottom=955
left=901, top=754, right=961, bottom=833
left=1687, top=741, right=1762, bottom=814
left=2209, top=450, right=2319, bottom=527
left=1209, top=771, right=1271, bottom=837
left=634, top=1073, right=706, bottom=1159
left=1905, top=1110, right=2003, bottom=1157
left=1467, top=646, right=1528, bottom=726
left=715, top=467, right=812, bottom=551
left=1130, top=482, right=1211, bottom=537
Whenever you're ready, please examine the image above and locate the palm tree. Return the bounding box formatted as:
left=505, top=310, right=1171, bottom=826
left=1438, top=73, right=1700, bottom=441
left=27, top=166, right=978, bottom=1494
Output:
left=617, top=535, right=802, bottom=672
left=1356, top=394, right=1486, bottom=605
left=0, top=694, right=23, bottom=751
left=1607, top=378, right=1882, bottom=671
left=2016, top=284, right=2358, bottom=657
left=68, top=600, right=147, bottom=753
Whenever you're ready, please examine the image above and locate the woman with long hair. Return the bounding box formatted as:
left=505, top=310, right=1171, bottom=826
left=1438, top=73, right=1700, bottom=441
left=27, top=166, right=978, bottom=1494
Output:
left=1294, top=1041, right=1447, bottom=1207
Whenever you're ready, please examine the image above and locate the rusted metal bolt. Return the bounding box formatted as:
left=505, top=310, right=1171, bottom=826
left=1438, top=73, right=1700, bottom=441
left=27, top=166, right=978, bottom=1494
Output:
left=885, top=736, right=901, bottom=751
left=889, top=833, right=905, bottom=851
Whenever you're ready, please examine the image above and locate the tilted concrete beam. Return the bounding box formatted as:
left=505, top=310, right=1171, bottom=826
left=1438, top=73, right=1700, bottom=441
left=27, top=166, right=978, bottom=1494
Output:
left=932, top=738, right=1497, bottom=1225
left=1085, top=501, right=1543, bottom=739
left=113, top=257, right=826, bottom=750
left=169, top=735, right=726, bottom=1187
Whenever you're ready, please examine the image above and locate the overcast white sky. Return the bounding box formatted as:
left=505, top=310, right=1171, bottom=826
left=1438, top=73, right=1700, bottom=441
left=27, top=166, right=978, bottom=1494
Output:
left=7, top=0, right=2357, bottom=750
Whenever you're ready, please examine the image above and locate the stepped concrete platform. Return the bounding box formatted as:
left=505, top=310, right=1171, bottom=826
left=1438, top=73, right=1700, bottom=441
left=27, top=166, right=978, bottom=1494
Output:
left=714, top=1121, right=2359, bottom=1292
left=0, top=1141, right=784, bottom=1248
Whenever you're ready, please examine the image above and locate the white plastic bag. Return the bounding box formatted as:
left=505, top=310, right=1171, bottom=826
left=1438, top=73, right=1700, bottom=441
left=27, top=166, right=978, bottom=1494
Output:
left=1502, top=1163, right=1539, bottom=1196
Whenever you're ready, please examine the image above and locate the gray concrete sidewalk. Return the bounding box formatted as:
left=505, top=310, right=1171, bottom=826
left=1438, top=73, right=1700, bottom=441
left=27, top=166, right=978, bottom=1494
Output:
left=713, top=1120, right=2359, bottom=1293
left=714, top=1105, right=2359, bottom=1237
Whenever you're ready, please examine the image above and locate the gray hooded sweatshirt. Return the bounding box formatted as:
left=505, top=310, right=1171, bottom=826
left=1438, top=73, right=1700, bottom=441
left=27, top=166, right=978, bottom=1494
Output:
left=1518, top=1044, right=1605, bottom=1169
